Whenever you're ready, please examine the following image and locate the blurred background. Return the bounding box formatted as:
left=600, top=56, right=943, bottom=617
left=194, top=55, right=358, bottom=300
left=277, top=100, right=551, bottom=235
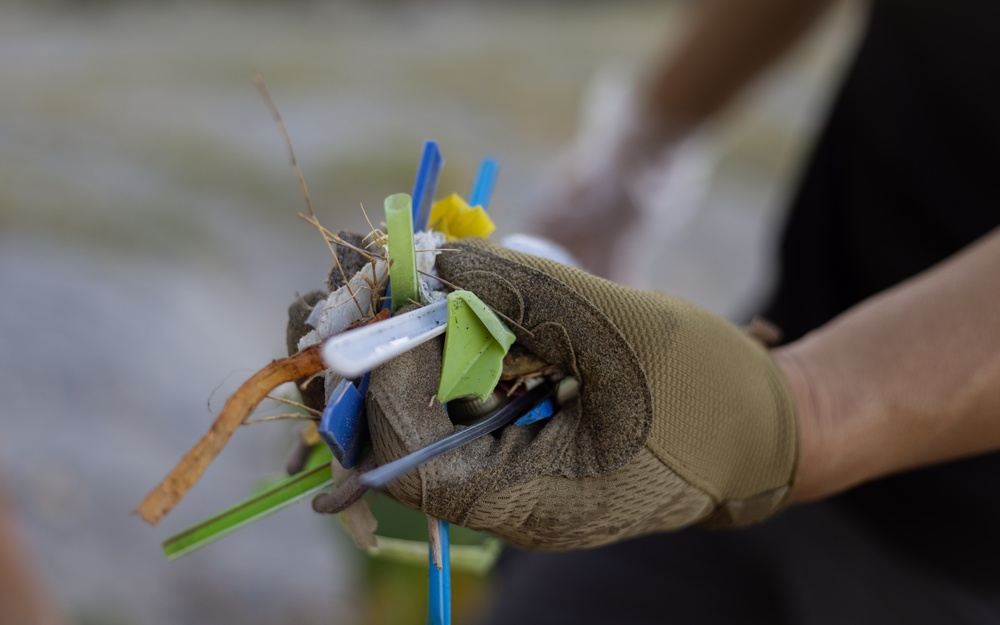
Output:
left=0, top=1, right=860, bottom=623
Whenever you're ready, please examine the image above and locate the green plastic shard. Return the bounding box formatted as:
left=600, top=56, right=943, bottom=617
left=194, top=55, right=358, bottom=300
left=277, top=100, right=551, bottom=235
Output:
left=385, top=193, right=419, bottom=312
left=365, top=536, right=503, bottom=575
left=437, top=290, right=516, bottom=403
left=162, top=445, right=334, bottom=561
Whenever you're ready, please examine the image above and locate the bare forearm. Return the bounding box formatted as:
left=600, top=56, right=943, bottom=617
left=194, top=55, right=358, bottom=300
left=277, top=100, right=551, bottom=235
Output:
left=635, top=0, right=837, bottom=135
left=777, top=226, right=1000, bottom=503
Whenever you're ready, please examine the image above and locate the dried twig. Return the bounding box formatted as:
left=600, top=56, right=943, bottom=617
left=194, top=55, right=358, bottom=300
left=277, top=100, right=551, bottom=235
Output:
left=134, top=344, right=326, bottom=526
left=253, top=73, right=314, bottom=218
left=205, top=368, right=254, bottom=415
left=300, top=370, right=328, bottom=391
left=265, top=394, right=323, bottom=417
left=254, top=74, right=361, bottom=314
left=360, top=204, right=388, bottom=250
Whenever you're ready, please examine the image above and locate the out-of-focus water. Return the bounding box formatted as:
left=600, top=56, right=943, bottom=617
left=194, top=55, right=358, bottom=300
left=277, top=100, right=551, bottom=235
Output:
left=0, top=3, right=858, bottom=624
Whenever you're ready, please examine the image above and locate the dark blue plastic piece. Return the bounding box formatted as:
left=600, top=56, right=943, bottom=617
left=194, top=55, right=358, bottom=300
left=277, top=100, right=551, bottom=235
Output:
left=427, top=519, right=452, bottom=625
left=468, top=158, right=499, bottom=210
left=412, top=141, right=444, bottom=231
left=513, top=397, right=555, bottom=426
left=317, top=374, right=371, bottom=469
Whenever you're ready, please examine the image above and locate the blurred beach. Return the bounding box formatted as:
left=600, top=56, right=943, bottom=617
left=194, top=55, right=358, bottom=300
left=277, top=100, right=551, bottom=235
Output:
left=0, top=2, right=859, bottom=623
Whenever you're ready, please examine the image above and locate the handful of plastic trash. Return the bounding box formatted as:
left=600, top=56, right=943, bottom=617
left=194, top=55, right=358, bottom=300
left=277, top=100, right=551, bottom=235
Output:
left=134, top=141, right=578, bottom=625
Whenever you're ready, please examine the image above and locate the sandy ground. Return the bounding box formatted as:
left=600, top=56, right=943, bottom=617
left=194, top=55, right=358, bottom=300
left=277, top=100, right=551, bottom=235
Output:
left=0, top=2, right=859, bottom=624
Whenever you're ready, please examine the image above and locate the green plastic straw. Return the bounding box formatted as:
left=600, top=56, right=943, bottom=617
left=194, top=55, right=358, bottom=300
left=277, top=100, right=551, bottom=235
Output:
left=162, top=462, right=334, bottom=560
left=385, top=193, right=419, bottom=312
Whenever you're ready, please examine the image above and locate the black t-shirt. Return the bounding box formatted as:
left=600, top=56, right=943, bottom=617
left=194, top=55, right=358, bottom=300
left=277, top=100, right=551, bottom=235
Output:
left=481, top=5, right=1000, bottom=624
left=764, top=0, right=1000, bottom=590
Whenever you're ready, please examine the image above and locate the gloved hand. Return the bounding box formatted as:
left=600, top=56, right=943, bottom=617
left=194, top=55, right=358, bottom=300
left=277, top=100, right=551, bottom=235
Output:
left=367, top=238, right=797, bottom=550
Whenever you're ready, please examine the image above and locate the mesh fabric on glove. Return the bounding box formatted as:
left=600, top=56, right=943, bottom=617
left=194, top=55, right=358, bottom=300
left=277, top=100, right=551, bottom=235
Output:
left=367, top=238, right=797, bottom=550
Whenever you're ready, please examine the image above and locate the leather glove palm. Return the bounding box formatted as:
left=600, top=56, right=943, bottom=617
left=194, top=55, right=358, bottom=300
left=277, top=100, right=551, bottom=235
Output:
left=367, top=238, right=796, bottom=550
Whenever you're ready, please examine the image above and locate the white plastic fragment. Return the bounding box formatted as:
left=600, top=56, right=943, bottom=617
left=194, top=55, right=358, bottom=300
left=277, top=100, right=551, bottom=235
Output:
left=299, top=257, right=390, bottom=352
left=298, top=257, right=389, bottom=401
left=414, top=230, right=447, bottom=303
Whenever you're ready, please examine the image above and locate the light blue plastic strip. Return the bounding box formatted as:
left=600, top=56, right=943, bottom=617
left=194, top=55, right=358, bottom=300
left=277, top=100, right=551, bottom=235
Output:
left=412, top=141, right=444, bottom=231
left=427, top=519, right=452, bottom=625
left=468, top=158, right=498, bottom=209
left=429, top=157, right=496, bottom=625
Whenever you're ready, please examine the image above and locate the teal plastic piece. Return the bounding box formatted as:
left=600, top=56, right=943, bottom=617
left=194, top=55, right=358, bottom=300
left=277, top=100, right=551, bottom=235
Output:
left=385, top=193, right=419, bottom=311
left=436, top=290, right=516, bottom=403
left=469, top=158, right=498, bottom=209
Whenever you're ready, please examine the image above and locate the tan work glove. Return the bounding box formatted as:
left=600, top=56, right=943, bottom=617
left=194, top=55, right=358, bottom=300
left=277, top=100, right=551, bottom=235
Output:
left=367, top=238, right=797, bottom=550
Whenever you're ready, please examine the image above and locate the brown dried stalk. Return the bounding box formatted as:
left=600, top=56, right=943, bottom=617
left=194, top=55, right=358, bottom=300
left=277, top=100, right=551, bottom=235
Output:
left=134, top=344, right=326, bottom=526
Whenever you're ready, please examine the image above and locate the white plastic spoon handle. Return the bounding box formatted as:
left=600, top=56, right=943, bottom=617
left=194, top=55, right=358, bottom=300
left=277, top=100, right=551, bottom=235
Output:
left=322, top=299, right=449, bottom=378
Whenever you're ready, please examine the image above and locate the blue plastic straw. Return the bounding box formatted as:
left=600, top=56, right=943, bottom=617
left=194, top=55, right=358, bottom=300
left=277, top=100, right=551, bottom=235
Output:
left=427, top=519, right=452, bottom=625
left=468, top=158, right=498, bottom=209
left=427, top=157, right=497, bottom=625
left=412, top=141, right=444, bottom=231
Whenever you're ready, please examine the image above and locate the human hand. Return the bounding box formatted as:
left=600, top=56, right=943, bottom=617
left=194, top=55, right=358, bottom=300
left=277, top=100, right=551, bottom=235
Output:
left=529, top=87, right=711, bottom=284
left=531, top=163, right=642, bottom=282
left=366, top=238, right=797, bottom=550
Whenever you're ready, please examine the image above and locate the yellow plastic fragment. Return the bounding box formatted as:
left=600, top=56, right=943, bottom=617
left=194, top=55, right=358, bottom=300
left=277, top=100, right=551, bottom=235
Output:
left=302, top=422, right=322, bottom=447
left=428, top=193, right=496, bottom=241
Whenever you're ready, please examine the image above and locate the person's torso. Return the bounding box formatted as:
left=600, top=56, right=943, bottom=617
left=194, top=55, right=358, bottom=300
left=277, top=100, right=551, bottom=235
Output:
left=764, top=0, right=1000, bottom=590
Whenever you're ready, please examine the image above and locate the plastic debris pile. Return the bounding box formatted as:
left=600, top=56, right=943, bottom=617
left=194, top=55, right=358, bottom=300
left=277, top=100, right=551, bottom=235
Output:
left=135, top=142, right=578, bottom=625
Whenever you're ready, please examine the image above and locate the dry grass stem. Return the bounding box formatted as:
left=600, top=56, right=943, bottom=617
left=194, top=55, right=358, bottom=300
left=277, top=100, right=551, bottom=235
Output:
left=205, top=368, right=254, bottom=415
left=415, top=269, right=533, bottom=337
left=300, top=370, right=329, bottom=391
left=264, top=394, right=323, bottom=417
left=360, top=204, right=388, bottom=250
left=296, top=213, right=365, bottom=317
left=253, top=76, right=360, bottom=310
left=244, top=413, right=320, bottom=426
left=253, top=74, right=315, bottom=219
